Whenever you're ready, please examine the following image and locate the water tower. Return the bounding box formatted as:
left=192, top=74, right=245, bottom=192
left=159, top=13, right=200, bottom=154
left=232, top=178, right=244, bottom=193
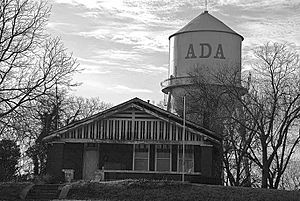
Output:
left=161, top=10, right=246, bottom=130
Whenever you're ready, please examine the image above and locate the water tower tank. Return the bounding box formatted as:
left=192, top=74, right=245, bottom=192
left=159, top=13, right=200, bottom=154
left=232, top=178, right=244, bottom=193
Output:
left=161, top=11, right=245, bottom=127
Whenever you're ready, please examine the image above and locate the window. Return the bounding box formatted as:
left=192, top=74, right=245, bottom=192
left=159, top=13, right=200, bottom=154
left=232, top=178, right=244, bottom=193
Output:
left=178, top=145, right=194, bottom=173
left=156, top=144, right=171, bottom=171
left=134, top=144, right=149, bottom=171
left=101, top=144, right=132, bottom=170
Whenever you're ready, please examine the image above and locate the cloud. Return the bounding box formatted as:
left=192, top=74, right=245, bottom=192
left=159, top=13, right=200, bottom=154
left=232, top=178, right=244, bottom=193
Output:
left=77, top=29, right=108, bottom=40
left=239, top=12, right=300, bottom=65
left=46, top=22, right=72, bottom=30
left=66, top=0, right=298, bottom=54
left=77, top=26, right=169, bottom=52
left=123, top=64, right=168, bottom=74
left=79, top=63, right=112, bottom=74
left=77, top=52, right=167, bottom=74
left=108, top=85, right=153, bottom=94
left=92, top=49, right=143, bottom=61
left=215, top=0, right=300, bottom=8
left=51, top=0, right=300, bottom=106
left=54, top=0, right=202, bottom=53
left=53, top=0, right=99, bottom=9
left=76, top=57, right=122, bottom=68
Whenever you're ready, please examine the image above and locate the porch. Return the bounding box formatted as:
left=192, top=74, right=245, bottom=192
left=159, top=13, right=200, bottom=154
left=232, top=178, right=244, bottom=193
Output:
left=47, top=142, right=219, bottom=184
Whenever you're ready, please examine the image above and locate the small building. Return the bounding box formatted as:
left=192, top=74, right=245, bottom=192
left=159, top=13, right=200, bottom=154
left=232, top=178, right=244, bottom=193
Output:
left=44, top=98, right=222, bottom=184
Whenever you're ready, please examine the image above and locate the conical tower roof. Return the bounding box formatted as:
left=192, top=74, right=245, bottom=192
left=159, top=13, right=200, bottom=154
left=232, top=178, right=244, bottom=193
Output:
left=169, top=11, right=243, bottom=40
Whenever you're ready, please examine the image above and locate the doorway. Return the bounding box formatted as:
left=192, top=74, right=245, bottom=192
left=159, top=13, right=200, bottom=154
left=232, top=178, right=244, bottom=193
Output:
left=83, top=143, right=99, bottom=180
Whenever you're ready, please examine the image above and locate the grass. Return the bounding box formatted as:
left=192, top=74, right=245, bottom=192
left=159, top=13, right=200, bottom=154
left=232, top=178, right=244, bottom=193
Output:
left=0, top=180, right=299, bottom=201
left=66, top=179, right=300, bottom=201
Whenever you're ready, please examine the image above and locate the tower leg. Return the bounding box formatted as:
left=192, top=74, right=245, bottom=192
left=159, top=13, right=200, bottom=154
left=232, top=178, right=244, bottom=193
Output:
left=167, top=92, right=172, bottom=112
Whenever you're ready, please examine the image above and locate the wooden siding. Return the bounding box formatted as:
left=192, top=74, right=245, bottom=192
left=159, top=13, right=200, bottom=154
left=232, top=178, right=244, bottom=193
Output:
left=60, top=108, right=204, bottom=144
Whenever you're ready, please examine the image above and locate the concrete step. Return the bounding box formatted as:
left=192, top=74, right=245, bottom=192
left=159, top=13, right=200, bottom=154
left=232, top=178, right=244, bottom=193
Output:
left=25, top=184, right=62, bottom=200
left=32, top=184, right=61, bottom=189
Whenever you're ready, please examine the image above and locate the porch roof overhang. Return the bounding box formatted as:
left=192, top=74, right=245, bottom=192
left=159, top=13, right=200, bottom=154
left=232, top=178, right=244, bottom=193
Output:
left=43, top=98, right=221, bottom=144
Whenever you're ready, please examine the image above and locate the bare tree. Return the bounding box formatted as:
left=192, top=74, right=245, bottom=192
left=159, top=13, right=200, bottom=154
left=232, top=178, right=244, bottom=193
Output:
left=0, top=36, right=79, bottom=138
left=0, top=0, right=79, bottom=119
left=61, top=96, right=113, bottom=125
left=181, top=65, right=253, bottom=187
left=0, top=0, right=81, bottom=176
left=187, top=42, right=300, bottom=189
left=245, top=43, right=300, bottom=188
left=222, top=110, right=256, bottom=187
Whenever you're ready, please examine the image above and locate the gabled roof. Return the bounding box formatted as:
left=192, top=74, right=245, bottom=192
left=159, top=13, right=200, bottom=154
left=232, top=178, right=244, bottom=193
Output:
left=169, top=11, right=243, bottom=40
left=43, top=97, right=221, bottom=142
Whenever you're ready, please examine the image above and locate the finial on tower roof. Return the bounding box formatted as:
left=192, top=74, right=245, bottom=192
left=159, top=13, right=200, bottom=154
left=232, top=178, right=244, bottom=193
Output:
left=205, top=0, right=208, bottom=12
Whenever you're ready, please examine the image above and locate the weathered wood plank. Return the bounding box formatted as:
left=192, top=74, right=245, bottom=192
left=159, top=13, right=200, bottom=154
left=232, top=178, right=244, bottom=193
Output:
left=119, top=121, right=121, bottom=139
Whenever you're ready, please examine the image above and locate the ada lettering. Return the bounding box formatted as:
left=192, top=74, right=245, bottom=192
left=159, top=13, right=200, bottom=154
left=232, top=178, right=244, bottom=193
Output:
left=185, top=43, right=225, bottom=59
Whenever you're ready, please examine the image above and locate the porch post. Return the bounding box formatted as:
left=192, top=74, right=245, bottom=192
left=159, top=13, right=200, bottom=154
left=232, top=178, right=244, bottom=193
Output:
left=182, top=96, right=186, bottom=182
left=132, top=144, right=135, bottom=170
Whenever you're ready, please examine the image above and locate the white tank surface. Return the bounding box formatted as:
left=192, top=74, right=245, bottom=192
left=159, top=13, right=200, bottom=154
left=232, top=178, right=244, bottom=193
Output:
left=161, top=11, right=246, bottom=128
left=162, top=11, right=244, bottom=94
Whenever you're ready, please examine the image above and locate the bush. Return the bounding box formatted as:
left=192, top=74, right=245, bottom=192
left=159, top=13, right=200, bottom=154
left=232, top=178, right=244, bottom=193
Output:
left=0, top=139, right=21, bottom=182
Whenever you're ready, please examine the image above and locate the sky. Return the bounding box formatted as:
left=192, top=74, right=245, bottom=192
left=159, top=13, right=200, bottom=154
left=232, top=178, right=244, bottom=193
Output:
left=47, top=0, right=300, bottom=105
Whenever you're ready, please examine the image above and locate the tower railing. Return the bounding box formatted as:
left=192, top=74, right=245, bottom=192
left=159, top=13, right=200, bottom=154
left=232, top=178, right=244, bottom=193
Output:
left=161, top=76, right=194, bottom=93
left=161, top=76, right=247, bottom=95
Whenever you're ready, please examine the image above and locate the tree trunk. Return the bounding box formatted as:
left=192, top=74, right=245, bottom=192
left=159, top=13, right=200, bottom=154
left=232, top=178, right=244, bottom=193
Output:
left=240, top=122, right=251, bottom=187
left=33, top=155, right=39, bottom=175
left=243, top=157, right=251, bottom=187
left=261, top=166, right=268, bottom=188
left=261, top=136, right=268, bottom=188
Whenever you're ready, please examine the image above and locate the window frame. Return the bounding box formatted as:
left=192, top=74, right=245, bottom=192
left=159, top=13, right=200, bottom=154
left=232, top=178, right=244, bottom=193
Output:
left=178, top=145, right=194, bottom=173
left=155, top=144, right=171, bottom=172
left=133, top=144, right=150, bottom=171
